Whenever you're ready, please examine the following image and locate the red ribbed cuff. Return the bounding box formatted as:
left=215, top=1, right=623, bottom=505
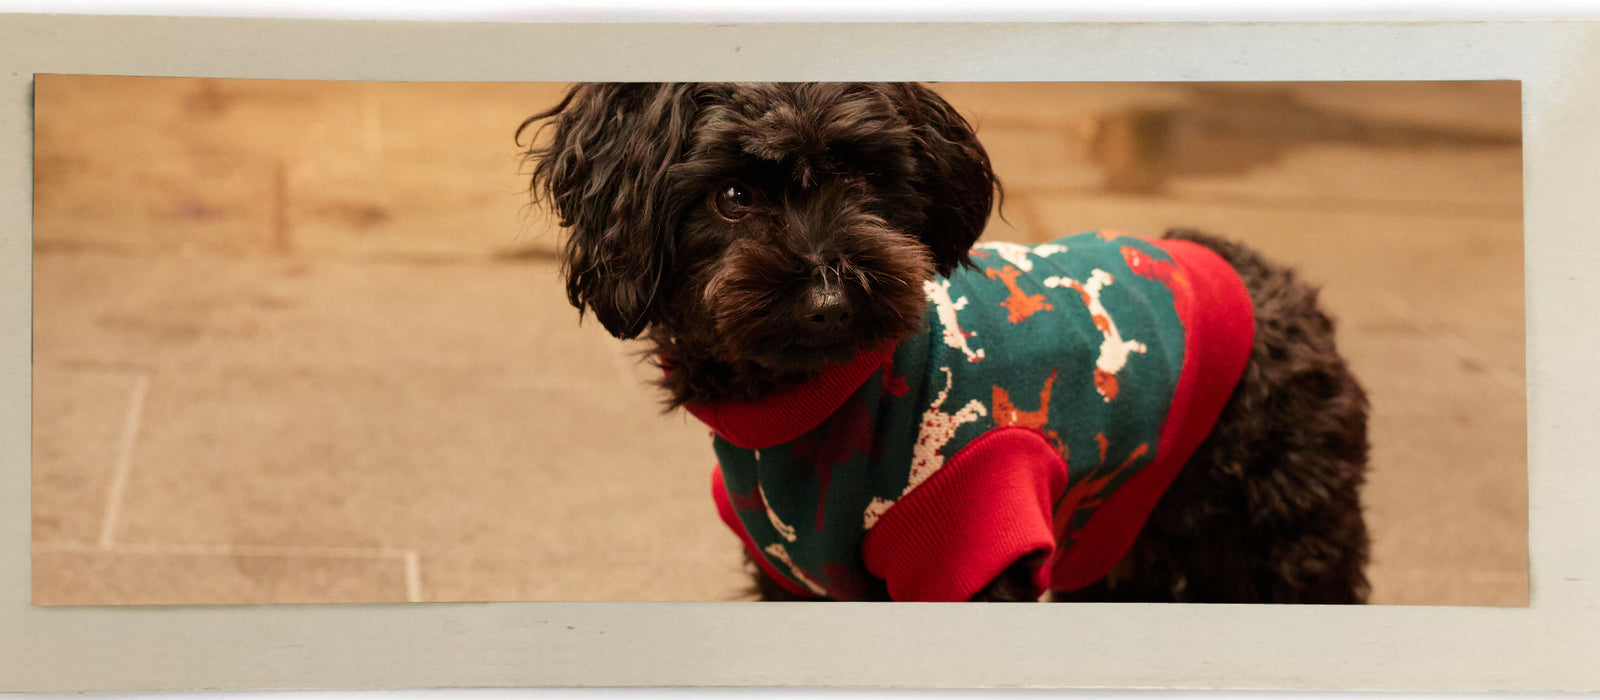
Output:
left=1048, top=237, right=1255, bottom=591
left=861, top=427, right=1068, bottom=602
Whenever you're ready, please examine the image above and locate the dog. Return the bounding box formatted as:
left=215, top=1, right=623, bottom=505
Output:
left=519, top=83, right=1370, bottom=603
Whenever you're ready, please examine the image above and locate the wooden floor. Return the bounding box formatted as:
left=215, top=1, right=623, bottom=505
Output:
left=31, top=77, right=1526, bottom=605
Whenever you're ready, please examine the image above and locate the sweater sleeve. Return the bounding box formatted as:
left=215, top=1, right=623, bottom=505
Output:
left=859, top=427, right=1069, bottom=602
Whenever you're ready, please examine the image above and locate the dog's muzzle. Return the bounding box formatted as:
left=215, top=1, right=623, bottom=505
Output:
left=795, top=268, right=854, bottom=335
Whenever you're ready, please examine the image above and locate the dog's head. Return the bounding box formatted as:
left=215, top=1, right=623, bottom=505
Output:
left=520, top=82, right=998, bottom=375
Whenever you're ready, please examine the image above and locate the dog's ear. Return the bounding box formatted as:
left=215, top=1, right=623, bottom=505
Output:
left=519, top=83, right=699, bottom=339
left=889, top=83, right=1001, bottom=276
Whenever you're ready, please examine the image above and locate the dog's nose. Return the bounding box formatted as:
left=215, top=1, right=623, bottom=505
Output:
left=797, top=284, right=853, bottom=334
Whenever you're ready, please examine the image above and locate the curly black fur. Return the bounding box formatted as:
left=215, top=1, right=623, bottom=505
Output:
left=522, top=83, right=1368, bottom=603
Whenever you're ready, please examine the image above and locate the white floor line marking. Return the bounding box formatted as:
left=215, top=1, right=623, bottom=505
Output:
left=98, top=373, right=150, bottom=549
left=404, top=551, right=423, bottom=603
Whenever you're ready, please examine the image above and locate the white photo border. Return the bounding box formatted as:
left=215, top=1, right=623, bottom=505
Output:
left=1, top=15, right=1593, bottom=693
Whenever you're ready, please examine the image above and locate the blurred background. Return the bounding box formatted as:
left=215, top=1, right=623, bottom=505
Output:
left=31, top=77, right=1525, bottom=605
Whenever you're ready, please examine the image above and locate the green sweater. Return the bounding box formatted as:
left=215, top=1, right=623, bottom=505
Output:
left=688, top=232, right=1254, bottom=601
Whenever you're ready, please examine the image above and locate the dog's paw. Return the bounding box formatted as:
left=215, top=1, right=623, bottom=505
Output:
left=968, top=552, right=1048, bottom=602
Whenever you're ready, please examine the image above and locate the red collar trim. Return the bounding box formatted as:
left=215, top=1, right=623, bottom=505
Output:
left=680, top=342, right=896, bottom=450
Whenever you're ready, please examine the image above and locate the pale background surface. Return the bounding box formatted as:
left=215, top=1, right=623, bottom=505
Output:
left=30, top=76, right=1527, bottom=606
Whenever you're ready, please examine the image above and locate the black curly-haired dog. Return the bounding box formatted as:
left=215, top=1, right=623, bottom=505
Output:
left=520, top=83, right=1369, bottom=603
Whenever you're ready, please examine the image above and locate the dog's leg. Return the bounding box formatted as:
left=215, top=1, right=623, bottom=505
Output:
left=1100, top=367, right=1370, bottom=605
left=969, top=552, right=1049, bottom=602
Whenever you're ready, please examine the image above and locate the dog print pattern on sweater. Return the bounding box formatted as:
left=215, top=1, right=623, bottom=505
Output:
left=704, top=232, right=1252, bottom=601
left=862, top=366, right=989, bottom=530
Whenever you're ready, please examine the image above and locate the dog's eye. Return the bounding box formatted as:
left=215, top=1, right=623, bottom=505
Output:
left=712, top=183, right=755, bottom=221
